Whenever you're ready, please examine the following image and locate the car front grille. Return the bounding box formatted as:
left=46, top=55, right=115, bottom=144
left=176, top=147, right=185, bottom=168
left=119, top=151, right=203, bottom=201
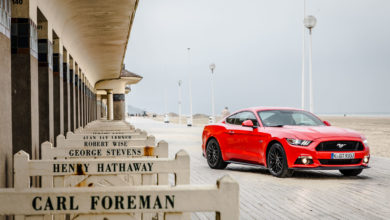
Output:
left=319, top=159, right=362, bottom=165
left=316, top=141, right=364, bottom=151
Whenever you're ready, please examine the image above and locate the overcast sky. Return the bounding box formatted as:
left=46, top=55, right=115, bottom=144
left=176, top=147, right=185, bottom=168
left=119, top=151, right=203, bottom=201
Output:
left=124, top=0, right=390, bottom=115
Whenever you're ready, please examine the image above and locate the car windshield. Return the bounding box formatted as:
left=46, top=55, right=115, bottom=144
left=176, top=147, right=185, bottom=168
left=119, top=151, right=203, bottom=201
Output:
left=257, top=110, right=325, bottom=127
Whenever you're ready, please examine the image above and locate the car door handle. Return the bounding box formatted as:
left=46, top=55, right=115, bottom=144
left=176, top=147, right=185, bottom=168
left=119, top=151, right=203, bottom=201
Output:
left=228, top=130, right=235, bottom=134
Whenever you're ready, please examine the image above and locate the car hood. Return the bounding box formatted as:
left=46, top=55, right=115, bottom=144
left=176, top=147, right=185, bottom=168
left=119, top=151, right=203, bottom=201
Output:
left=271, top=126, right=363, bottom=140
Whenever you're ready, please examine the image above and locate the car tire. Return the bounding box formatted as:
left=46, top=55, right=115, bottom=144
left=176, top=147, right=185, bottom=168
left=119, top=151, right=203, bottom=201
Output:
left=339, top=169, right=363, bottom=176
left=206, top=138, right=228, bottom=169
left=267, top=143, right=294, bottom=178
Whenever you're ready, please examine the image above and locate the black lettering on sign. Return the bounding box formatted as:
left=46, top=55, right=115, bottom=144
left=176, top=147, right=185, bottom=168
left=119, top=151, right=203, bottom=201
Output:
left=139, top=195, right=150, bottom=209
left=12, top=0, right=23, bottom=5
left=89, top=195, right=174, bottom=210
left=97, top=162, right=153, bottom=173
left=44, top=197, right=54, bottom=210
left=32, top=196, right=42, bottom=211
left=53, top=163, right=89, bottom=173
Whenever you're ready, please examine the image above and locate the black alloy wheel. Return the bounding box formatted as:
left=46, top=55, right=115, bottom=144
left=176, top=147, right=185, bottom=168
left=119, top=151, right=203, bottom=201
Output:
left=339, top=169, right=363, bottom=176
left=267, top=143, right=294, bottom=178
left=206, top=139, right=228, bottom=169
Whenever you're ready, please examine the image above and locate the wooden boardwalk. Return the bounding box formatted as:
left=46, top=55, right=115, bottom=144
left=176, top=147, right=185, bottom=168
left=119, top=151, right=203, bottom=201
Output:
left=129, top=117, right=390, bottom=220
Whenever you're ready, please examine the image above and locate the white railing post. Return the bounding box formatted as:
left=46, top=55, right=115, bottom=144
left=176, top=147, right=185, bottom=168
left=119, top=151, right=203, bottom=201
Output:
left=175, top=150, right=190, bottom=185
left=14, top=151, right=30, bottom=190
left=157, top=141, right=169, bottom=185
left=216, top=175, right=240, bottom=220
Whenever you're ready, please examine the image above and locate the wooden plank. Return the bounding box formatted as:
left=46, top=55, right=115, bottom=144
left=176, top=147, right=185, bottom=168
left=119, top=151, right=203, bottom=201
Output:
left=0, top=175, right=239, bottom=220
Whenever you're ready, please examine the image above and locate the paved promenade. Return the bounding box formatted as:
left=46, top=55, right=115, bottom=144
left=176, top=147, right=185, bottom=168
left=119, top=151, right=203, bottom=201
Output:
left=129, top=117, right=390, bottom=220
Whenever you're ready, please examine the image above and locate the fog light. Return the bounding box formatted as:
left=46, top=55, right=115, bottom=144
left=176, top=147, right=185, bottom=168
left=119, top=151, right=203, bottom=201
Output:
left=363, top=155, right=370, bottom=163
left=298, top=156, right=312, bottom=165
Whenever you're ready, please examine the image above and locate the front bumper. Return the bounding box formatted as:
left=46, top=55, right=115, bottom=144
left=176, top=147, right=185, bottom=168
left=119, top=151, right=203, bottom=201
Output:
left=291, top=165, right=370, bottom=170
left=284, top=137, right=370, bottom=169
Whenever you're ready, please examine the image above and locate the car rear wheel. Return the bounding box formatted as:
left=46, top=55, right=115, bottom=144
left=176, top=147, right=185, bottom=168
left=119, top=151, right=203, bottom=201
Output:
left=267, top=143, right=294, bottom=178
left=206, top=139, right=228, bottom=169
left=339, top=169, right=363, bottom=176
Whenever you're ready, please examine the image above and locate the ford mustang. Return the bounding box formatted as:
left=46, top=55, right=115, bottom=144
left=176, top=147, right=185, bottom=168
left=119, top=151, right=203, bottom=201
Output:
left=201, top=107, right=370, bottom=177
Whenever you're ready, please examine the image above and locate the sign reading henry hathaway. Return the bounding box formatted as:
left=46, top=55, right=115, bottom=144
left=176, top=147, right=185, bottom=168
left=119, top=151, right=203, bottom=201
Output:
left=52, top=162, right=154, bottom=174
left=21, top=155, right=188, bottom=177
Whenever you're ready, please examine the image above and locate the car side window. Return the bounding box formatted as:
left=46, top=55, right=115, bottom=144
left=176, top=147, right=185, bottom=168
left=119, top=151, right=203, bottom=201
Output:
left=226, top=114, right=237, bottom=125
left=228, top=111, right=258, bottom=126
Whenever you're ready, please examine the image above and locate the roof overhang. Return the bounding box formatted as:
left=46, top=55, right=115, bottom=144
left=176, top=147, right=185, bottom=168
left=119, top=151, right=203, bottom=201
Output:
left=35, top=0, right=139, bottom=84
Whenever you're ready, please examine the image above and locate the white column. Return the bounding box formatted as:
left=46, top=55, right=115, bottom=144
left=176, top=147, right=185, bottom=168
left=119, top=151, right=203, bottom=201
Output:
left=301, top=0, right=306, bottom=110
left=107, top=90, right=114, bottom=120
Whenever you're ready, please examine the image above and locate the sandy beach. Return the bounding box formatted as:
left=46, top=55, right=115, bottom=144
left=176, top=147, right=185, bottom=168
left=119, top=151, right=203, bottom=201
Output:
left=150, top=115, right=390, bottom=158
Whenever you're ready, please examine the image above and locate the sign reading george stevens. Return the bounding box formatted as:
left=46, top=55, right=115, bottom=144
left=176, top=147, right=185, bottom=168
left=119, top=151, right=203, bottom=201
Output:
left=67, top=147, right=144, bottom=157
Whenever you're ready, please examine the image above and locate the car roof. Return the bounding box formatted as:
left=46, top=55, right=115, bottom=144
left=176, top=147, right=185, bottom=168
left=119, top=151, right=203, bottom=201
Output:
left=235, top=106, right=303, bottom=113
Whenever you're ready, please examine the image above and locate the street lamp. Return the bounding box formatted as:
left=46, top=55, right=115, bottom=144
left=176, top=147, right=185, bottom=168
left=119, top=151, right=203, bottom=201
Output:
left=178, top=80, right=182, bottom=124
left=209, top=63, right=216, bottom=123
left=164, top=88, right=169, bottom=123
left=301, top=0, right=306, bottom=110
left=304, top=15, right=317, bottom=113
left=187, top=48, right=193, bottom=127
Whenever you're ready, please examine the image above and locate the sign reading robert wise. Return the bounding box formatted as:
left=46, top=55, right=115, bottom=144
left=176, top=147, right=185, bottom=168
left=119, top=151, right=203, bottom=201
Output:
left=0, top=175, right=239, bottom=220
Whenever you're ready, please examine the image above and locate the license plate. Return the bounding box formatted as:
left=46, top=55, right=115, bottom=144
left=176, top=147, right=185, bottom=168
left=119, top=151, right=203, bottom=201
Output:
left=331, top=153, right=355, bottom=159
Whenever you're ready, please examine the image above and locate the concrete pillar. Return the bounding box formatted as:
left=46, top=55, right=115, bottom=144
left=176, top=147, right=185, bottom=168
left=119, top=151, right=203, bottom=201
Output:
left=84, top=81, right=88, bottom=125
left=113, top=93, right=126, bottom=120
left=69, top=57, right=74, bottom=131
left=11, top=2, right=40, bottom=160
left=37, top=10, right=54, bottom=145
left=79, top=72, right=82, bottom=126
left=0, top=0, right=13, bottom=188
left=85, top=83, right=89, bottom=124
left=62, top=50, right=69, bottom=134
left=107, top=90, right=114, bottom=120
left=52, top=34, right=62, bottom=143
left=74, top=64, right=79, bottom=129
left=100, top=95, right=107, bottom=118
left=80, top=73, right=84, bottom=127
left=93, top=92, right=96, bottom=121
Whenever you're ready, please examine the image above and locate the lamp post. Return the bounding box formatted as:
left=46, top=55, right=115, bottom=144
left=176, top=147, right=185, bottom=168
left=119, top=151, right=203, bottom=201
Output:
left=178, top=80, right=182, bottom=124
left=163, top=88, right=169, bottom=123
left=301, top=0, right=306, bottom=110
left=187, top=48, right=193, bottom=127
left=304, top=15, right=317, bottom=113
left=209, top=63, right=216, bottom=123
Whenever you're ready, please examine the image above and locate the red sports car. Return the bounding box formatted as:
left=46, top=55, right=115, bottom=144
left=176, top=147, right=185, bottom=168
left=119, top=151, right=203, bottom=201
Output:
left=202, top=107, right=370, bottom=177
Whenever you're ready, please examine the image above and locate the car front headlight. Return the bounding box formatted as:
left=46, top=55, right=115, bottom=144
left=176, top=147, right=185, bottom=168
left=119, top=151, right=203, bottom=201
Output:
left=286, top=138, right=312, bottom=146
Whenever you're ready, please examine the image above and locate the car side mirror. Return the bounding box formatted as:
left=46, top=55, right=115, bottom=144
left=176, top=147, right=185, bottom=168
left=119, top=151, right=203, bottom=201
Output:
left=323, top=120, right=331, bottom=126
left=242, top=120, right=254, bottom=128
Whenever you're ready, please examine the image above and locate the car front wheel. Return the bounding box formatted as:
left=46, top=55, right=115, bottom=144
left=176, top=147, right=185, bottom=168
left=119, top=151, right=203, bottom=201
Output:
left=206, top=138, right=228, bottom=169
left=267, top=143, right=294, bottom=178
